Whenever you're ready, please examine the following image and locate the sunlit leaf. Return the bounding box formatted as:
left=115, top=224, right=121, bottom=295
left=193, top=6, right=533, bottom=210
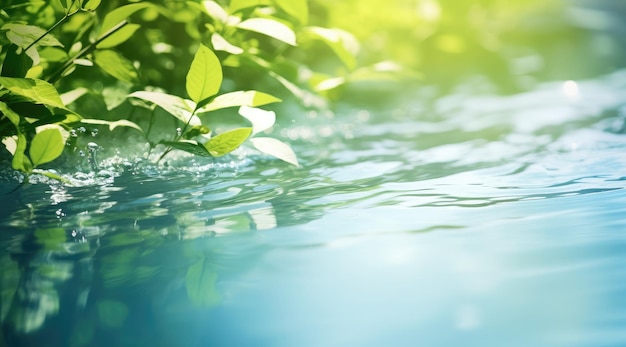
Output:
left=96, top=24, right=141, bottom=49
left=100, top=3, right=153, bottom=34
left=274, top=0, right=308, bottom=24
left=186, top=258, right=220, bottom=307
left=237, top=18, right=297, bottom=46
left=97, top=300, right=129, bottom=328
left=128, top=91, right=201, bottom=126
left=238, top=106, right=275, bottom=134
left=303, top=27, right=359, bottom=70
left=161, top=140, right=212, bottom=157
left=2, top=23, right=64, bottom=49
left=80, top=119, right=143, bottom=133
left=0, top=77, right=66, bottom=110
left=93, top=50, right=139, bottom=84
left=82, top=0, right=101, bottom=11
left=60, top=87, right=89, bottom=105
left=202, top=1, right=228, bottom=23
left=250, top=137, right=299, bottom=166
left=186, top=44, right=222, bottom=106
left=229, top=0, right=270, bottom=13
left=30, top=127, right=65, bottom=166
left=0, top=100, right=20, bottom=126
left=13, top=132, right=32, bottom=172
left=204, top=127, right=252, bottom=156
left=211, top=33, right=244, bottom=55
left=199, top=90, right=281, bottom=112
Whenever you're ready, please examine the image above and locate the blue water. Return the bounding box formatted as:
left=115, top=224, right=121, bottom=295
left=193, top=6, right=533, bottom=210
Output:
left=1, top=71, right=626, bottom=346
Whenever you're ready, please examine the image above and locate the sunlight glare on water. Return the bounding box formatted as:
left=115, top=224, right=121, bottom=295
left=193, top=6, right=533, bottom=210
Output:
left=1, top=70, right=626, bottom=346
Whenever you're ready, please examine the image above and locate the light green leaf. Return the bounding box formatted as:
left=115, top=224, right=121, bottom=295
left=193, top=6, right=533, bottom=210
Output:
left=60, top=87, right=89, bottom=105
left=80, top=119, right=143, bottom=133
left=97, top=300, right=129, bottom=328
left=30, top=127, right=65, bottom=167
left=161, top=140, right=212, bottom=157
left=186, top=44, right=222, bottom=105
left=0, top=77, right=66, bottom=110
left=250, top=137, right=299, bottom=166
left=0, top=100, right=20, bottom=126
left=237, top=18, right=297, bottom=46
left=13, top=132, right=32, bottom=172
left=82, top=0, right=101, bottom=11
left=99, top=3, right=153, bottom=34
left=274, top=0, right=308, bottom=24
left=2, top=23, right=64, bottom=49
left=96, top=24, right=141, bottom=49
left=199, top=90, right=281, bottom=112
left=128, top=91, right=201, bottom=126
left=303, top=27, right=359, bottom=70
left=93, top=50, right=139, bottom=84
left=202, top=1, right=228, bottom=22
left=204, top=127, right=252, bottom=156
left=211, top=33, right=244, bottom=55
left=58, top=0, right=68, bottom=9
left=229, top=0, right=270, bottom=13
left=238, top=106, right=275, bottom=134
left=186, top=258, right=220, bottom=307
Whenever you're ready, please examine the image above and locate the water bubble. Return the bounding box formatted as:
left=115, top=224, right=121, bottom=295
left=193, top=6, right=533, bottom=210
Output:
left=70, top=129, right=78, bottom=137
left=176, top=127, right=182, bottom=136
left=91, top=128, right=99, bottom=137
left=77, top=127, right=86, bottom=133
left=78, top=150, right=85, bottom=157
left=87, top=142, right=99, bottom=152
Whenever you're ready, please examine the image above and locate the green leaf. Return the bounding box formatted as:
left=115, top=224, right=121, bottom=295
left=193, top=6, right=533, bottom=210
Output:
left=303, top=27, right=359, bottom=70
left=229, top=0, right=270, bottom=13
left=161, top=140, right=212, bottom=157
left=274, top=0, right=308, bottom=24
left=2, top=23, right=64, bottom=49
left=128, top=91, right=201, bottom=126
left=99, top=3, right=153, bottom=34
left=237, top=18, right=297, bottom=46
left=204, top=127, right=252, bottom=156
left=250, top=137, right=299, bottom=166
left=186, top=44, right=222, bottom=106
left=82, top=0, right=101, bottom=11
left=32, top=169, right=71, bottom=184
left=29, top=127, right=65, bottom=167
left=93, top=50, right=139, bottom=84
left=199, top=90, right=281, bottom=112
left=211, top=33, right=244, bottom=55
left=13, top=132, right=32, bottom=172
left=96, top=24, right=141, bottom=49
left=0, top=77, right=66, bottom=110
left=0, top=100, right=20, bottom=126
left=97, top=300, right=129, bottom=328
left=1, top=45, right=33, bottom=78
left=80, top=119, right=143, bottom=133
left=58, top=0, right=68, bottom=9
left=60, top=87, right=89, bottom=105
left=201, top=1, right=229, bottom=23
left=186, top=258, right=220, bottom=307
left=238, top=106, right=275, bottom=134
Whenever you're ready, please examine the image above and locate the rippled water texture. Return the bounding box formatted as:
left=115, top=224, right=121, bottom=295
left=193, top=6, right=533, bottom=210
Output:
left=1, top=71, right=626, bottom=346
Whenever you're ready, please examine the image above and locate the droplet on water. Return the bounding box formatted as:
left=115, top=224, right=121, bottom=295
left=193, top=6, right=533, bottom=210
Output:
left=176, top=127, right=182, bottom=136
left=91, top=129, right=99, bottom=137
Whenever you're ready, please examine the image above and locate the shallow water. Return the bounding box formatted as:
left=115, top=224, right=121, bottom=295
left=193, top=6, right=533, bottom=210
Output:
left=1, top=70, right=626, bottom=346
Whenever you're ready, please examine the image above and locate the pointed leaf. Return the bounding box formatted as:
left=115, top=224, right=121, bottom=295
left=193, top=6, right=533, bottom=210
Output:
left=237, top=18, right=297, bottom=46
left=211, top=33, right=244, bottom=54
left=94, top=50, right=139, bottom=84
left=13, top=131, right=32, bottom=172
left=186, top=44, right=222, bottom=105
left=1, top=45, right=33, bottom=78
left=96, top=24, right=141, bottom=49
left=204, top=127, right=252, bottom=156
left=128, top=91, right=201, bottom=126
left=186, top=258, right=220, bottom=307
left=199, top=90, right=281, bottom=112
left=99, top=3, right=153, bottom=34
left=238, top=106, right=275, bottom=134
left=2, top=23, right=64, bottom=49
left=161, top=140, right=212, bottom=157
left=0, top=77, right=66, bottom=110
left=82, top=0, right=102, bottom=11
left=29, top=127, right=65, bottom=167
left=274, top=0, right=308, bottom=24
left=80, top=119, right=143, bottom=133
left=202, top=1, right=229, bottom=23
left=250, top=137, right=299, bottom=166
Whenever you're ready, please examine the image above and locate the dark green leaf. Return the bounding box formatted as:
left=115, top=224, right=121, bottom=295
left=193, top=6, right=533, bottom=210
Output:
left=93, top=50, right=139, bottom=84
left=204, top=127, right=251, bottom=156
left=161, top=140, right=212, bottom=157
left=1, top=45, right=33, bottom=78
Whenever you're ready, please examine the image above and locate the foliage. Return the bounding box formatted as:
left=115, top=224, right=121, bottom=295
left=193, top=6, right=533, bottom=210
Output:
left=0, top=0, right=383, bottom=182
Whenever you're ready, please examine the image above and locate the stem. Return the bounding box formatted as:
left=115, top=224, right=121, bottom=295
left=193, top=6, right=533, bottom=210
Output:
left=24, top=10, right=79, bottom=53
left=47, top=20, right=129, bottom=84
